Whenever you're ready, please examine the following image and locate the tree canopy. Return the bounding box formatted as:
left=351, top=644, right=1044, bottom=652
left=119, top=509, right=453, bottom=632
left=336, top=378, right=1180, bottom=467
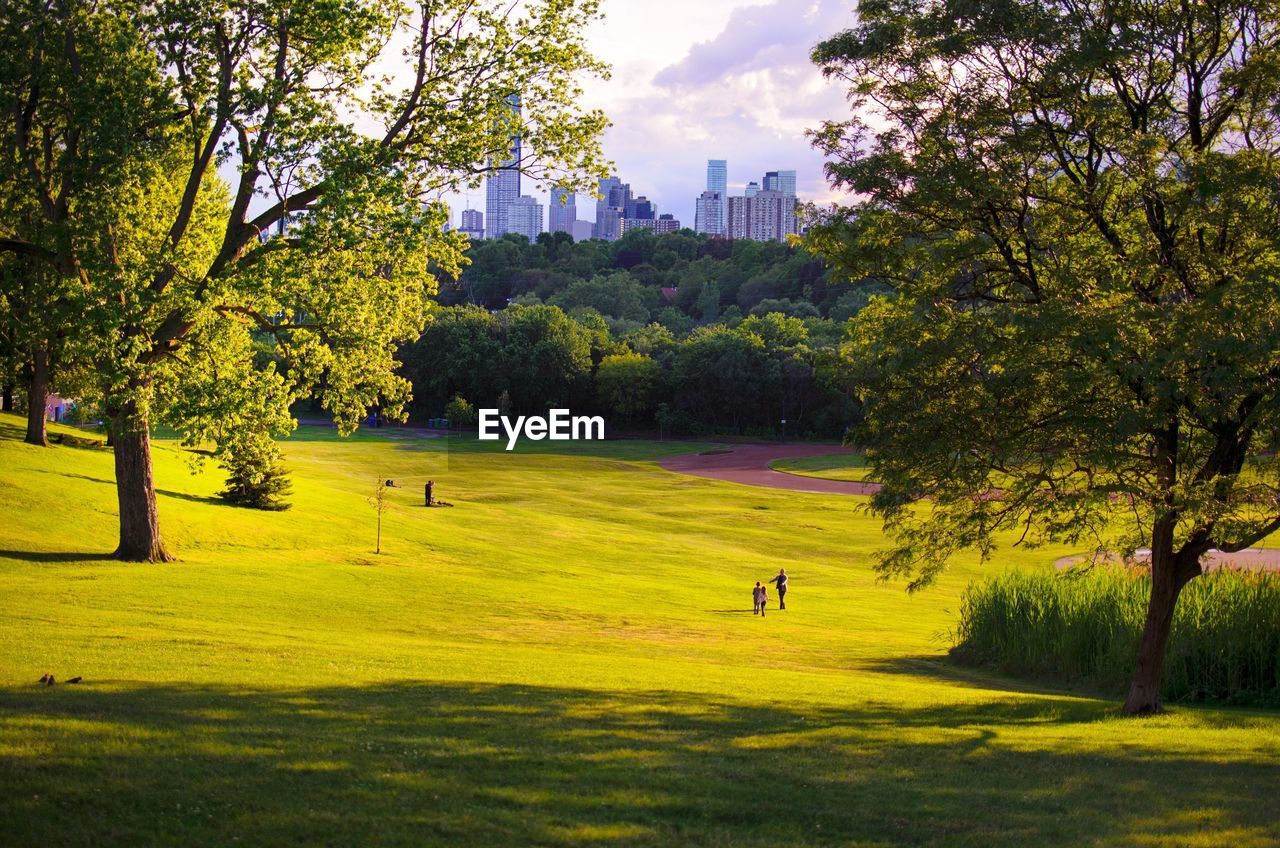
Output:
left=809, top=0, right=1280, bottom=712
left=0, top=0, right=609, bottom=560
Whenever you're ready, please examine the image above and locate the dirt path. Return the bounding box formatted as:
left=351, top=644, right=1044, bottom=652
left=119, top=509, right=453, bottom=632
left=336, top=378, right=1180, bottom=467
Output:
left=659, top=443, right=881, bottom=496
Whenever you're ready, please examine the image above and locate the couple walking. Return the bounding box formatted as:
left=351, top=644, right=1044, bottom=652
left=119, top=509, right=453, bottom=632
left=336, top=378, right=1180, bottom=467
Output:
left=752, top=569, right=788, bottom=616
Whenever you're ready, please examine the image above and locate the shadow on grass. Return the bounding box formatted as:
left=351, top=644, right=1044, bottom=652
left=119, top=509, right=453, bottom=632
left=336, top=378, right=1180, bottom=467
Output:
left=0, top=549, right=116, bottom=563
left=281, top=425, right=713, bottom=463
left=59, top=472, right=115, bottom=486
left=863, top=656, right=1280, bottom=726
left=0, top=418, right=105, bottom=449
left=155, top=488, right=224, bottom=507
left=1, top=681, right=1276, bottom=847
left=36, top=471, right=222, bottom=507
left=860, top=654, right=1091, bottom=699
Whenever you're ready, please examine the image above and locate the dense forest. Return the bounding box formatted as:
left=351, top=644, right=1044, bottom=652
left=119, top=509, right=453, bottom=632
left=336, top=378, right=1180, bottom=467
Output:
left=401, top=228, right=885, bottom=437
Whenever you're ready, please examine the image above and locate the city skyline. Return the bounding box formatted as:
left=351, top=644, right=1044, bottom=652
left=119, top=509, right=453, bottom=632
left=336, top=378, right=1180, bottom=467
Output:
left=448, top=0, right=851, bottom=233
left=477, top=159, right=803, bottom=244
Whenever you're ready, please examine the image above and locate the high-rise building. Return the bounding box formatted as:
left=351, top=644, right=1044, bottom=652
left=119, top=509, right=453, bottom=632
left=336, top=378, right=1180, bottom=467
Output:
left=626, top=195, right=655, bottom=220
left=506, top=195, right=543, bottom=242
left=484, top=95, right=522, bottom=239
left=744, top=181, right=760, bottom=198
left=593, top=175, right=628, bottom=241
left=699, top=159, right=728, bottom=236
left=695, top=190, right=725, bottom=237
left=728, top=190, right=795, bottom=242
left=459, top=208, right=484, bottom=240
left=727, top=195, right=746, bottom=240
left=707, top=159, right=727, bottom=196
left=595, top=177, right=621, bottom=219
left=595, top=208, right=623, bottom=241
left=571, top=219, right=594, bottom=242
left=655, top=214, right=681, bottom=234
left=549, top=189, right=576, bottom=235
left=763, top=170, right=797, bottom=197
left=780, top=170, right=797, bottom=197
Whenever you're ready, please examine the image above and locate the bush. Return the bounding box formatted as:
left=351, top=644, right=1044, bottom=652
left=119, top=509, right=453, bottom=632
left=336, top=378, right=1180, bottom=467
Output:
left=444, top=395, right=477, bottom=429
left=953, top=567, right=1280, bottom=704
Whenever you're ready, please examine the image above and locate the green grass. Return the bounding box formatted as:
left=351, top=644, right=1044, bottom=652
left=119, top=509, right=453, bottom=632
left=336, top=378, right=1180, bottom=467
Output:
left=1, top=411, right=1277, bottom=847
left=770, top=452, right=876, bottom=482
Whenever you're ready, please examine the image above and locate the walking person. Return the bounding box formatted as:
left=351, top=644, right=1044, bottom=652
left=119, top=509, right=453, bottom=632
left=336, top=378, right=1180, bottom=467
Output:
left=758, top=582, right=769, bottom=617
left=769, top=568, right=788, bottom=610
left=752, top=581, right=763, bottom=615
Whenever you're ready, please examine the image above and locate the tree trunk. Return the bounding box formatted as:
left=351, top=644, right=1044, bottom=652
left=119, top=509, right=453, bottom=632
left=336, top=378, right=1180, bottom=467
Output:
left=1, top=383, right=13, bottom=412
left=25, top=342, right=48, bottom=446
left=1123, top=528, right=1198, bottom=714
left=111, top=402, right=174, bottom=562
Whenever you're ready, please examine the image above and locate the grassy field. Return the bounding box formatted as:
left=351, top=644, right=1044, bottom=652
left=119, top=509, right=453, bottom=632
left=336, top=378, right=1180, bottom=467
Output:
left=770, top=453, right=876, bottom=483
left=1, top=411, right=1277, bottom=847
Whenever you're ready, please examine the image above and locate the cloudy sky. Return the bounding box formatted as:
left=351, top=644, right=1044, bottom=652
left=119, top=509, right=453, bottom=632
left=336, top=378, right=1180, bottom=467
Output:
left=451, top=0, right=858, bottom=229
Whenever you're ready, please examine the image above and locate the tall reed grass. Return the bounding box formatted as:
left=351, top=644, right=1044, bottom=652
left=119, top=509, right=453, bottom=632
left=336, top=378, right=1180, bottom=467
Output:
left=953, top=567, right=1280, bottom=704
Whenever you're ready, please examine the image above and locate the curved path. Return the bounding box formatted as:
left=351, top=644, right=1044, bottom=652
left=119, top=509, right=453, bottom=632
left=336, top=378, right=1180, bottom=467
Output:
left=660, top=443, right=881, bottom=496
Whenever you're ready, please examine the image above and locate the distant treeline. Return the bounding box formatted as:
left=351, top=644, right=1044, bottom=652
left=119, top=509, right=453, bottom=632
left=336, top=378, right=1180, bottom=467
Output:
left=401, top=229, right=882, bottom=437
left=438, top=229, right=889, bottom=330
left=401, top=303, right=861, bottom=438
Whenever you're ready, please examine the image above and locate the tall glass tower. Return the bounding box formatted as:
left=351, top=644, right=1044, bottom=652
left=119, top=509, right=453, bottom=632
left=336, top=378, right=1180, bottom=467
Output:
left=706, top=159, right=727, bottom=236
left=696, top=160, right=728, bottom=236
left=485, top=95, right=522, bottom=239
left=763, top=170, right=797, bottom=197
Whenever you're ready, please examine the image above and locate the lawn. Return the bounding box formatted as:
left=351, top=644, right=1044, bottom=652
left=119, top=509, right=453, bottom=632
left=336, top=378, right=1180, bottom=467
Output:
left=0, top=411, right=1277, bottom=847
left=770, top=453, right=876, bottom=483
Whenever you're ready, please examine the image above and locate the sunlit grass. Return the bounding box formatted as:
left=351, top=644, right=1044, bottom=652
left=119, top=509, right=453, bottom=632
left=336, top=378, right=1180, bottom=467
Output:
left=1, top=412, right=1277, bottom=847
left=770, top=452, right=876, bottom=482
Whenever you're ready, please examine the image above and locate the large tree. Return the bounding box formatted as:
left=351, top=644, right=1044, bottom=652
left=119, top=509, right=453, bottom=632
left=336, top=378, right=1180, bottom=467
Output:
left=0, top=0, right=607, bottom=561
left=809, top=0, right=1280, bottom=712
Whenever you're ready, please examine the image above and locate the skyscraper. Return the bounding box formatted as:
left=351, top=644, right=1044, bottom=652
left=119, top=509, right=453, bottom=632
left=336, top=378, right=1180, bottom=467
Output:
left=548, top=189, right=576, bottom=235
left=459, top=209, right=484, bottom=240
left=727, top=195, right=742, bottom=240
left=700, top=159, right=728, bottom=236
left=626, top=196, right=655, bottom=220
left=506, top=195, right=543, bottom=242
left=609, top=181, right=632, bottom=209
left=594, top=176, right=628, bottom=241
left=484, top=95, right=522, bottom=239
left=728, top=190, right=794, bottom=242
left=763, top=170, right=797, bottom=197
left=744, top=181, right=760, bottom=198
left=695, top=190, right=725, bottom=237
left=707, top=159, right=727, bottom=196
